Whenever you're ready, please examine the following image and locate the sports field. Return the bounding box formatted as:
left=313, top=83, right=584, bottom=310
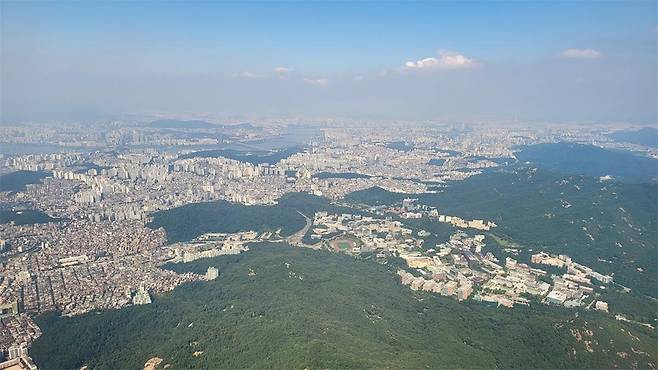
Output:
left=329, top=238, right=358, bottom=252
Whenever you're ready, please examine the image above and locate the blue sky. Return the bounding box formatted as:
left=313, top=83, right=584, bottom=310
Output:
left=1, top=1, right=657, bottom=123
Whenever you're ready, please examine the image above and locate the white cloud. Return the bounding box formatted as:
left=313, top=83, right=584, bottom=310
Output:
left=404, top=50, right=478, bottom=70
left=405, top=57, right=439, bottom=69
left=274, top=66, right=292, bottom=74
left=233, top=71, right=263, bottom=78
left=559, top=48, right=602, bottom=59
left=304, top=78, right=329, bottom=87
left=354, top=75, right=364, bottom=82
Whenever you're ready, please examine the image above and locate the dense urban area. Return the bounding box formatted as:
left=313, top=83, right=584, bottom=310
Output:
left=0, top=120, right=656, bottom=369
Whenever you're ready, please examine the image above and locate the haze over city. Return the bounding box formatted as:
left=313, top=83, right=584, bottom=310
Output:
left=2, top=1, right=657, bottom=123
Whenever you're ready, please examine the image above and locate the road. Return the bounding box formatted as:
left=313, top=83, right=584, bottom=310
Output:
left=285, top=211, right=321, bottom=249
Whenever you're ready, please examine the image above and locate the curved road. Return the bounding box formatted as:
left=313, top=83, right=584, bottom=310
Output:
left=285, top=211, right=320, bottom=249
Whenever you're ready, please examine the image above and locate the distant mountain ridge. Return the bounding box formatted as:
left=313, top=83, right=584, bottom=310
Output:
left=608, top=127, right=658, bottom=148
left=150, top=119, right=216, bottom=129
left=516, top=142, right=658, bottom=183
left=149, top=119, right=259, bottom=130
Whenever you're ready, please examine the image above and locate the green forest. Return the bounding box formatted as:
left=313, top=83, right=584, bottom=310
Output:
left=31, top=243, right=657, bottom=369
left=0, top=170, right=49, bottom=193
left=147, top=192, right=353, bottom=243
left=347, top=165, right=657, bottom=301
left=0, top=209, right=61, bottom=225
left=178, top=146, right=303, bottom=165
left=515, top=142, right=658, bottom=183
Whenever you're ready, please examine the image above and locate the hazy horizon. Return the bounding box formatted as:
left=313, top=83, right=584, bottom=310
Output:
left=2, top=1, right=657, bottom=124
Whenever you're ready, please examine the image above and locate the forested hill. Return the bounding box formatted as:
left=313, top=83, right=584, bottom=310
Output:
left=347, top=166, right=657, bottom=300
left=515, top=142, right=658, bottom=183
left=0, top=170, right=50, bottom=193
left=147, top=192, right=352, bottom=243
left=608, top=127, right=658, bottom=149
left=31, top=243, right=657, bottom=369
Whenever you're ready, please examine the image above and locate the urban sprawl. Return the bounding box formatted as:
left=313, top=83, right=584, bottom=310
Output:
left=0, top=121, right=649, bottom=367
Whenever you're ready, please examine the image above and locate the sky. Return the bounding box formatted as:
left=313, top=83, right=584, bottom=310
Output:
left=1, top=1, right=657, bottom=124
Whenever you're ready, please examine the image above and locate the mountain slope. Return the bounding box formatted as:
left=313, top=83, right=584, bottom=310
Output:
left=31, top=244, right=656, bottom=369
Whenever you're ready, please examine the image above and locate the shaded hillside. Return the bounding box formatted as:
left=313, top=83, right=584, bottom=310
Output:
left=178, top=146, right=303, bottom=165
left=0, top=210, right=61, bottom=225
left=0, top=171, right=49, bottom=193
left=608, top=128, right=658, bottom=149
left=313, top=172, right=372, bottom=179
left=147, top=193, right=351, bottom=243
left=150, top=119, right=216, bottom=129
left=516, top=143, right=658, bottom=183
